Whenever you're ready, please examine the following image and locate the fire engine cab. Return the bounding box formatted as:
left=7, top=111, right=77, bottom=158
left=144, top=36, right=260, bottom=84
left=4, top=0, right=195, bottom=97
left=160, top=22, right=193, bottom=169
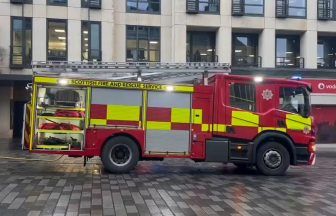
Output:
left=23, top=62, right=316, bottom=176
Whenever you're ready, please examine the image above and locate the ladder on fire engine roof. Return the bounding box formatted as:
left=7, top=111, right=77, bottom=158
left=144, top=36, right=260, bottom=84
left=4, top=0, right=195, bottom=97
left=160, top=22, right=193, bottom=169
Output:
left=32, top=61, right=231, bottom=84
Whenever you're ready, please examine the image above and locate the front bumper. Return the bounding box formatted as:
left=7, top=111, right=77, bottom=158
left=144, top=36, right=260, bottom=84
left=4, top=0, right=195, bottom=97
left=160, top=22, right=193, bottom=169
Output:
left=296, top=146, right=316, bottom=165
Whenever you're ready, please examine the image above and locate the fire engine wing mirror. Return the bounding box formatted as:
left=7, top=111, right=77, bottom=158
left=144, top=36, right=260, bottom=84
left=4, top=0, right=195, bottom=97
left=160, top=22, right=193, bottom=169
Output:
left=25, top=83, right=32, bottom=90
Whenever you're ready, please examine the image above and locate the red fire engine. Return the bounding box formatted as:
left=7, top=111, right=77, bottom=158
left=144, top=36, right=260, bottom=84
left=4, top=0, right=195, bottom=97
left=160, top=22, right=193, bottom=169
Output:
left=23, top=62, right=316, bottom=176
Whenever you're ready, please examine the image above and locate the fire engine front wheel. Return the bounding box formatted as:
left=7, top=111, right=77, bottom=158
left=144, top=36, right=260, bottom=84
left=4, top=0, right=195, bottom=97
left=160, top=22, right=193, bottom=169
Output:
left=256, top=142, right=290, bottom=176
left=101, top=136, right=139, bottom=173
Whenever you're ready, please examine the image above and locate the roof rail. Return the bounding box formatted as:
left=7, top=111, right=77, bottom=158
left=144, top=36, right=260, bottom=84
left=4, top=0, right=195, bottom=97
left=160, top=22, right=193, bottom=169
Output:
left=32, top=61, right=231, bottom=83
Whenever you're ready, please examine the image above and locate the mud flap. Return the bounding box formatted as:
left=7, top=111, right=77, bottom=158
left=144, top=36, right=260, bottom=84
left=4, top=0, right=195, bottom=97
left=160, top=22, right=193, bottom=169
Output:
left=21, top=103, right=32, bottom=150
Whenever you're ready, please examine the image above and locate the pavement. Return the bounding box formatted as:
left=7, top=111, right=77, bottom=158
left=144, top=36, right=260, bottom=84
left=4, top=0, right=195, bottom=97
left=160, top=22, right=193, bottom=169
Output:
left=0, top=140, right=335, bottom=216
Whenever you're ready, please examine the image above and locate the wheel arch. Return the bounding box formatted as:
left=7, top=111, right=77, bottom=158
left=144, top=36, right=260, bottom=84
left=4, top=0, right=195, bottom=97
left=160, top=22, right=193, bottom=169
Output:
left=253, top=131, right=297, bottom=165
left=100, top=132, right=143, bottom=160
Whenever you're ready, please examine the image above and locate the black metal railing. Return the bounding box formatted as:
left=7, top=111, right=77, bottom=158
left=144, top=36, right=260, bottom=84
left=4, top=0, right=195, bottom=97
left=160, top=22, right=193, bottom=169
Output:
left=47, top=49, right=67, bottom=61
left=318, top=8, right=336, bottom=20
left=188, top=54, right=218, bottom=63
left=11, top=0, right=23, bottom=3
left=186, top=0, right=219, bottom=14
left=317, top=57, right=336, bottom=69
left=89, top=49, right=102, bottom=61
left=81, top=0, right=101, bottom=9
left=232, top=0, right=244, bottom=16
left=276, top=0, right=288, bottom=17
left=89, top=0, right=101, bottom=9
left=276, top=57, right=304, bottom=68
left=186, top=0, right=199, bottom=13
left=233, top=55, right=262, bottom=67
left=10, top=45, right=23, bottom=68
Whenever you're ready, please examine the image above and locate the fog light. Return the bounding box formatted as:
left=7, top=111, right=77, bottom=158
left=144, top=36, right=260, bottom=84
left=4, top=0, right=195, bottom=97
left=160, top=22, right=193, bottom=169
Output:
left=308, top=141, right=316, bottom=153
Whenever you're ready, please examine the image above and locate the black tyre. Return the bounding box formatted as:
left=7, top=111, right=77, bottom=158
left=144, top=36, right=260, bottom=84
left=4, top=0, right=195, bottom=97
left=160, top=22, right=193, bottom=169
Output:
left=256, top=142, right=290, bottom=176
left=101, top=136, right=139, bottom=173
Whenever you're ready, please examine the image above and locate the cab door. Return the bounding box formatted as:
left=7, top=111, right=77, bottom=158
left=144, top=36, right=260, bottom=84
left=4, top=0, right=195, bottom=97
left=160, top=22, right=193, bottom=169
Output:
left=277, top=85, right=312, bottom=133
left=223, top=78, right=259, bottom=140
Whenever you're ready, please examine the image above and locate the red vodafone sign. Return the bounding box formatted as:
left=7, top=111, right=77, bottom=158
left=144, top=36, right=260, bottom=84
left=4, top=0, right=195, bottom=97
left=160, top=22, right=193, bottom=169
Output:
left=304, top=79, right=336, bottom=94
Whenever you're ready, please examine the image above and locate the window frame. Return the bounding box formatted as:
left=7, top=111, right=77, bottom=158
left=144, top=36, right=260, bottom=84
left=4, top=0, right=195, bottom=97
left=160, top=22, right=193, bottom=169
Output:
left=317, top=36, right=336, bottom=69
left=275, top=34, right=301, bottom=68
left=287, top=0, right=307, bottom=18
left=47, top=19, right=68, bottom=61
left=47, top=0, right=68, bottom=7
left=232, top=33, right=259, bottom=67
left=276, top=0, right=307, bottom=19
left=126, top=0, right=161, bottom=14
left=187, top=31, right=217, bottom=62
left=229, top=81, right=257, bottom=112
left=81, top=21, right=102, bottom=62
left=317, top=0, right=336, bottom=20
left=243, top=0, right=264, bottom=16
left=126, top=25, right=161, bottom=62
left=10, top=16, right=32, bottom=69
left=197, top=0, right=221, bottom=14
left=278, top=86, right=310, bottom=117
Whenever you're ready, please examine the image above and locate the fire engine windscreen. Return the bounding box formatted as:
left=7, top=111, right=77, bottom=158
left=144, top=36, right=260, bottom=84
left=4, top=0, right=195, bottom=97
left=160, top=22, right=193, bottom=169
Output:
left=279, top=87, right=311, bottom=118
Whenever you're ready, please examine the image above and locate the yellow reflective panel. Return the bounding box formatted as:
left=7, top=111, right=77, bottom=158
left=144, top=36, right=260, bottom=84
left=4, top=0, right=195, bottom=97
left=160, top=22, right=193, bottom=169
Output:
left=171, top=108, right=191, bottom=123
left=286, top=114, right=312, bottom=131
left=167, top=85, right=194, bottom=93
left=90, top=119, right=107, bottom=126
left=201, top=124, right=209, bottom=132
left=192, top=109, right=203, bottom=124
left=147, top=121, right=171, bottom=130
left=232, top=111, right=259, bottom=127
left=217, top=124, right=226, bottom=132
left=107, top=105, right=140, bottom=121
left=34, top=76, right=58, bottom=84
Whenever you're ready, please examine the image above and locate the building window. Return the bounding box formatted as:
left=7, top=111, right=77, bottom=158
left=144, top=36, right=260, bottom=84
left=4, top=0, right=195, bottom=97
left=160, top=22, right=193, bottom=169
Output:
left=126, top=25, right=160, bottom=62
left=82, top=22, right=101, bottom=62
left=10, top=17, right=32, bottom=68
left=230, top=82, right=256, bottom=112
left=47, top=0, right=67, bottom=6
left=127, top=0, right=161, bottom=14
left=232, top=0, right=264, bottom=16
left=186, top=0, right=220, bottom=14
left=276, top=35, right=303, bottom=68
left=81, top=0, right=101, bottom=9
left=276, top=0, right=306, bottom=18
left=199, top=0, right=220, bottom=13
left=317, top=37, right=336, bottom=69
left=232, top=33, right=259, bottom=67
left=187, top=31, right=216, bottom=62
left=318, top=0, right=336, bottom=20
left=47, top=19, right=67, bottom=61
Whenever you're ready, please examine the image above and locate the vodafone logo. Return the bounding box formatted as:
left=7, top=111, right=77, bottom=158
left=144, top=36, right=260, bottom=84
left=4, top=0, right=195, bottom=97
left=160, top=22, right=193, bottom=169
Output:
left=304, top=80, right=336, bottom=93
left=318, top=83, right=325, bottom=90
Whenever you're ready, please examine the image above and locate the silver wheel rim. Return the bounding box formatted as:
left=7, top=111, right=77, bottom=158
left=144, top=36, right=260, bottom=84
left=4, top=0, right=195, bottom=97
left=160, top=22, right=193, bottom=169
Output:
left=109, top=144, right=132, bottom=167
left=263, top=149, right=282, bottom=169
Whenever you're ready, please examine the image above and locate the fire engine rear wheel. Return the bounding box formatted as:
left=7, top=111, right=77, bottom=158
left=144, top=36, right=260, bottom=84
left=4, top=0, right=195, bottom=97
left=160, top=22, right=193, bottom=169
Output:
left=101, top=136, right=139, bottom=173
left=256, top=142, right=290, bottom=176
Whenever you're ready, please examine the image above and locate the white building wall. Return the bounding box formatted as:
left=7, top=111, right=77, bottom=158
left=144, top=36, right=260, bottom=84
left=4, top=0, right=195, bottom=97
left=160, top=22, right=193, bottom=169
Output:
left=0, top=0, right=336, bottom=69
